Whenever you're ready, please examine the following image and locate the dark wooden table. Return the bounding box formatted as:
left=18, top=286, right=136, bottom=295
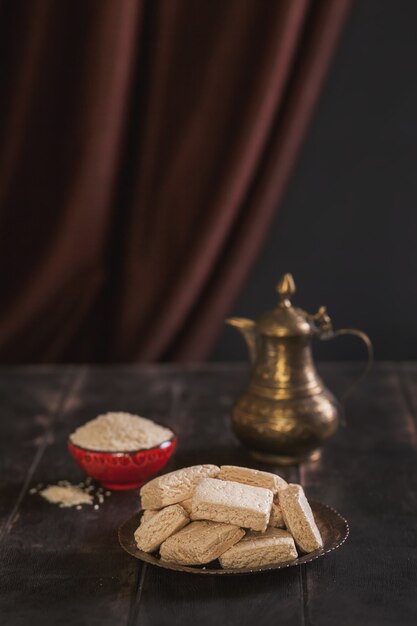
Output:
left=1, top=363, right=417, bottom=625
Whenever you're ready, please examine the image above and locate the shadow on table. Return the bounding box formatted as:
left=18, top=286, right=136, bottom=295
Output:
left=137, top=562, right=303, bottom=626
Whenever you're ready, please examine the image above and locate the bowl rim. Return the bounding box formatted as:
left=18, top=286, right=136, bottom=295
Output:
left=67, top=432, right=177, bottom=456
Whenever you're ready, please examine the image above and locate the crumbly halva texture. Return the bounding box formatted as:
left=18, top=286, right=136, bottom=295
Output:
left=140, top=509, right=158, bottom=525
left=140, top=464, right=220, bottom=509
left=269, top=502, right=285, bottom=528
left=134, top=504, right=189, bottom=552
left=219, top=527, right=297, bottom=569
left=191, top=477, right=273, bottom=532
left=135, top=464, right=324, bottom=569
left=179, top=497, right=193, bottom=514
left=70, top=412, right=173, bottom=451
left=280, top=483, right=323, bottom=553
left=159, top=521, right=245, bottom=565
left=218, top=465, right=288, bottom=495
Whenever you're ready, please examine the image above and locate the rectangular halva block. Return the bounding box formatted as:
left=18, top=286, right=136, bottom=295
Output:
left=191, top=477, right=273, bottom=532
left=140, top=464, right=220, bottom=509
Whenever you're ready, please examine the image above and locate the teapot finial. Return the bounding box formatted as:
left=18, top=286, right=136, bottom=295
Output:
left=277, top=273, right=296, bottom=306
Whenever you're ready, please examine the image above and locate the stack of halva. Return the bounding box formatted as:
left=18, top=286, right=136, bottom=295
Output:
left=134, top=464, right=323, bottom=569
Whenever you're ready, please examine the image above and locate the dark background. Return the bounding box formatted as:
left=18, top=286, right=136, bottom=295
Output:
left=212, top=0, right=417, bottom=362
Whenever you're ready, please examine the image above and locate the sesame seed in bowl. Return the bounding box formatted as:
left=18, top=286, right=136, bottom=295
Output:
left=68, top=412, right=176, bottom=490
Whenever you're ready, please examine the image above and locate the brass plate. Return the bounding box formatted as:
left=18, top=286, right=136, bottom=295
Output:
left=118, top=500, right=349, bottom=575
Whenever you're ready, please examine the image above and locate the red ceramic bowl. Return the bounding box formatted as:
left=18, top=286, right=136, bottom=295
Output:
left=68, top=435, right=176, bottom=491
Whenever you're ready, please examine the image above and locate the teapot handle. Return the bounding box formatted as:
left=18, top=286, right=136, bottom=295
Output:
left=320, top=327, right=373, bottom=424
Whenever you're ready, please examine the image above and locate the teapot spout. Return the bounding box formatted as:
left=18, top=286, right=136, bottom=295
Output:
left=226, top=317, right=258, bottom=364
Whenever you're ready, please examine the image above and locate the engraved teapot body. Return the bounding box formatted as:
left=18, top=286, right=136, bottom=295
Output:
left=227, top=274, right=372, bottom=465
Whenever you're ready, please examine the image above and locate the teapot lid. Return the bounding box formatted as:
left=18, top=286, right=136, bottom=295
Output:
left=256, top=274, right=314, bottom=337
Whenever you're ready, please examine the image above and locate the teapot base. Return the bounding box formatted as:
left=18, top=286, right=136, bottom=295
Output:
left=250, top=448, right=321, bottom=466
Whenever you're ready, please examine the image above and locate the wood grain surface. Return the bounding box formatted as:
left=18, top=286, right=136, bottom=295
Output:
left=0, top=363, right=416, bottom=625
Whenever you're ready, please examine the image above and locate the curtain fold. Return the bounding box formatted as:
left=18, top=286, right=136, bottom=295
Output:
left=0, top=0, right=351, bottom=363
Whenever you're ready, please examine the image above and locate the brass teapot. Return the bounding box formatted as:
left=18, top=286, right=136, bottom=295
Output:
left=227, top=273, right=372, bottom=465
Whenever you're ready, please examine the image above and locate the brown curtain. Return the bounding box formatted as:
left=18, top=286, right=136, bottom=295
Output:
left=0, top=0, right=351, bottom=363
